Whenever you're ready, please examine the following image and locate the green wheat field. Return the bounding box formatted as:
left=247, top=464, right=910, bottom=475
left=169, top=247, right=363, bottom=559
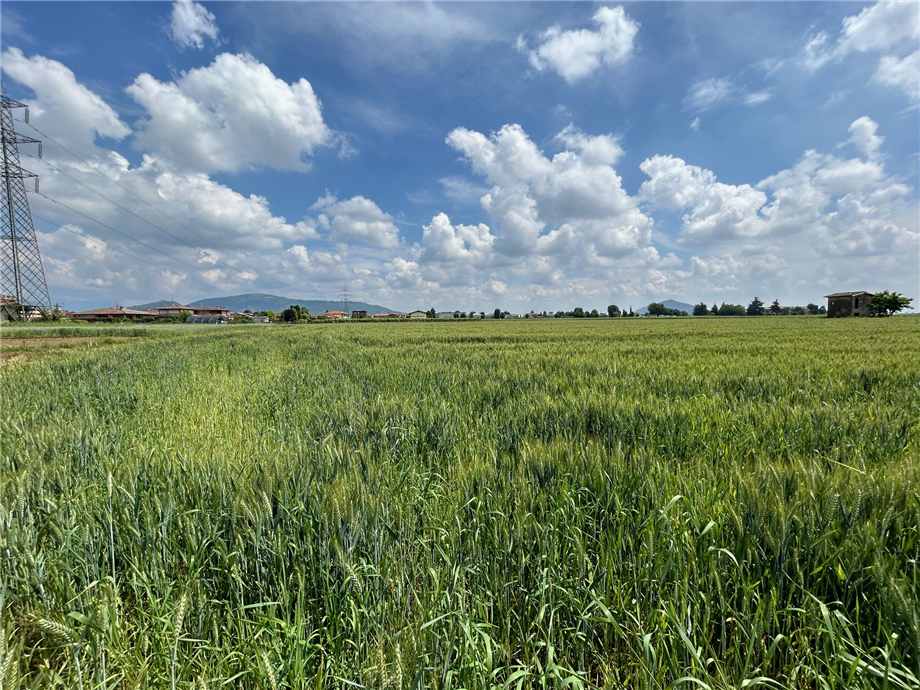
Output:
left=1, top=317, right=918, bottom=689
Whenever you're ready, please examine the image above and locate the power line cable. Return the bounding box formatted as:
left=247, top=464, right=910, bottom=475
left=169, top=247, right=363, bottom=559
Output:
left=37, top=157, right=188, bottom=245
left=31, top=190, right=205, bottom=274
left=22, top=120, right=194, bottom=233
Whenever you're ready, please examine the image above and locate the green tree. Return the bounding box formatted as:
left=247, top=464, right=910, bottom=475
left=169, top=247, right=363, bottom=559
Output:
left=572, top=307, right=585, bottom=318
left=647, top=302, right=666, bottom=316
left=711, top=303, right=719, bottom=316
left=607, top=304, right=620, bottom=317
left=590, top=308, right=599, bottom=318
left=720, top=303, right=746, bottom=316
left=747, top=297, right=765, bottom=316
left=281, top=305, right=308, bottom=322
left=693, top=302, right=708, bottom=316
left=805, top=303, right=820, bottom=315
left=493, top=308, right=502, bottom=319
left=868, top=291, right=913, bottom=316
left=769, top=299, right=783, bottom=315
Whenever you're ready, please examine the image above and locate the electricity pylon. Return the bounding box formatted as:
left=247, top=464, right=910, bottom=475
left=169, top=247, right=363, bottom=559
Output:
left=1, top=94, right=52, bottom=319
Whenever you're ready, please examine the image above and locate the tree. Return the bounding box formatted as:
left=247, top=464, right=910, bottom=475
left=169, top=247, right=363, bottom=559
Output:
left=590, top=308, right=599, bottom=318
left=607, top=304, right=620, bottom=317
left=747, top=297, right=765, bottom=316
left=647, top=302, right=666, bottom=316
left=693, top=302, right=708, bottom=316
left=427, top=308, right=436, bottom=319
left=806, top=303, right=820, bottom=315
left=572, top=307, right=585, bottom=318
left=769, top=299, right=782, bottom=315
left=493, top=308, right=502, bottom=319
left=281, top=305, right=308, bottom=322
left=868, top=291, right=913, bottom=316
left=719, top=303, right=746, bottom=316
left=711, top=303, right=719, bottom=316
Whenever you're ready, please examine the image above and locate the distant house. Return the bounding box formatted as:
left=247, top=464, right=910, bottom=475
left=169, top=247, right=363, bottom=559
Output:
left=154, top=305, right=193, bottom=317
left=407, top=310, right=428, bottom=320
left=351, top=309, right=369, bottom=319
left=188, top=314, right=229, bottom=324
left=319, top=310, right=348, bottom=320
left=825, top=291, right=873, bottom=317
left=73, top=306, right=164, bottom=322
left=371, top=311, right=403, bottom=319
left=435, top=311, right=459, bottom=319
left=191, top=306, right=231, bottom=317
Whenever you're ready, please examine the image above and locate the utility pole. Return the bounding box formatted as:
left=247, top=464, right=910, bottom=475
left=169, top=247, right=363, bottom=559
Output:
left=1, top=94, right=51, bottom=320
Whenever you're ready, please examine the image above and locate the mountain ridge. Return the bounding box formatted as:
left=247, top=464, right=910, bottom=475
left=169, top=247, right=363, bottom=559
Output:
left=134, top=293, right=395, bottom=314
left=637, top=299, right=695, bottom=315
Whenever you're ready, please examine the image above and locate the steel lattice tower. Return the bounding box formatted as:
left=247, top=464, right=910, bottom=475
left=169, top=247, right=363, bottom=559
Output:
left=1, top=94, right=51, bottom=319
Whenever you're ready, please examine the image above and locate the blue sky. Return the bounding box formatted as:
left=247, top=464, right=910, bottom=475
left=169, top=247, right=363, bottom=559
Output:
left=2, top=1, right=918, bottom=311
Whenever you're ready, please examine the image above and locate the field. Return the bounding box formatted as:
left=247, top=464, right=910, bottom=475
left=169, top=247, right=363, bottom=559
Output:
left=1, top=317, right=918, bottom=689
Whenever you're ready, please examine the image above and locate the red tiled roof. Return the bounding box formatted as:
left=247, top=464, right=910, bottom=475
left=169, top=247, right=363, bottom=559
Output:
left=77, top=306, right=159, bottom=316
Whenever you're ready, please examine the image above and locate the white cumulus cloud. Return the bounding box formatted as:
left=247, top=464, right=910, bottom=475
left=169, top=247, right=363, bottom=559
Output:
left=447, top=123, right=652, bottom=260
left=170, top=0, right=219, bottom=49
left=1, top=48, right=130, bottom=155
left=524, top=6, right=639, bottom=83
left=127, top=53, right=331, bottom=173
left=313, top=195, right=401, bottom=249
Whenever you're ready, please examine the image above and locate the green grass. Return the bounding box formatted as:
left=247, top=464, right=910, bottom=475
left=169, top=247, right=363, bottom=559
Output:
left=1, top=317, right=918, bottom=689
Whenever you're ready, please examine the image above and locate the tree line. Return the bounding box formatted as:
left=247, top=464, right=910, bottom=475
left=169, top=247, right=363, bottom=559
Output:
left=275, top=291, right=912, bottom=323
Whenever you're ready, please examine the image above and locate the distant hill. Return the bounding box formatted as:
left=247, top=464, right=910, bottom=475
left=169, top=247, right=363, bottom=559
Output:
left=184, top=293, right=395, bottom=314
left=132, top=300, right=186, bottom=310
left=638, top=299, right=694, bottom=315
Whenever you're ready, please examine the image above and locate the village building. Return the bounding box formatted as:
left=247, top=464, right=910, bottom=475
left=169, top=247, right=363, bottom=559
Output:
left=825, top=291, right=873, bottom=317
left=351, top=309, right=369, bottom=319
left=371, top=311, right=403, bottom=319
left=188, top=313, right=229, bottom=324
left=72, top=306, right=165, bottom=322
left=319, top=310, right=348, bottom=320
left=407, top=310, right=428, bottom=320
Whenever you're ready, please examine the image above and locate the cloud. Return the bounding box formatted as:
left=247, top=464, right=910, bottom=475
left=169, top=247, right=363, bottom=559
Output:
left=799, top=1, right=920, bottom=101
left=553, top=124, right=623, bottom=165
left=685, top=78, right=734, bottom=112
left=639, top=117, right=918, bottom=272
left=313, top=195, right=401, bottom=248
left=847, top=116, right=884, bottom=159
left=447, top=122, right=653, bottom=260
left=742, top=90, right=772, bottom=106
left=524, top=6, right=639, bottom=83
left=170, top=0, right=219, bottom=49
left=639, top=155, right=767, bottom=241
left=438, top=176, right=489, bottom=205
left=685, top=78, right=772, bottom=112
left=127, top=53, right=332, bottom=173
left=836, top=0, right=920, bottom=56
left=421, top=212, right=494, bottom=264
left=875, top=49, right=920, bottom=101
left=690, top=116, right=701, bottom=131
left=1, top=48, right=130, bottom=154
left=247, top=2, right=502, bottom=74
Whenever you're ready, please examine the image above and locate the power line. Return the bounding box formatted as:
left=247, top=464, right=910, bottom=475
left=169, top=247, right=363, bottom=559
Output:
left=32, top=190, right=205, bottom=274
left=37, top=157, right=188, bottom=246
left=22, top=120, right=194, bottom=235
left=30, top=210, right=168, bottom=270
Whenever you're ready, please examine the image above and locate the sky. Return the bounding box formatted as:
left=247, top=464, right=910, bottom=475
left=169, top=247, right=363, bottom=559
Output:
left=1, top=1, right=918, bottom=312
